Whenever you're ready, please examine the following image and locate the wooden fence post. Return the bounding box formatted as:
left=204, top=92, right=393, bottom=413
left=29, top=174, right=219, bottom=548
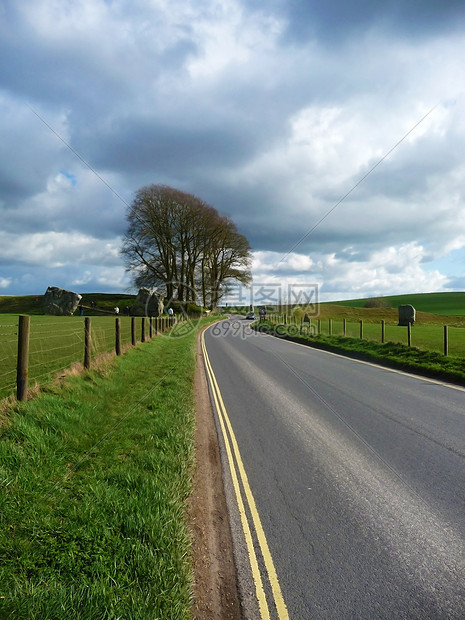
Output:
left=115, top=317, right=121, bottom=356
left=407, top=323, right=412, bottom=347
left=131, top=317, right=136, bottom=346
left=149, top=317, right=153, bottom=339
left=329, top=319, right=332, bottom=336
left=84, top=317, right=91, bottom=369
left=343, top=318, right=346, bottom=336
left=444, top=325, right=448, bottom=356
left=141, top=317, right=146, bottom=343
left=360, top=320, right=363, bottom=339
left=16, top=315, right=30, bottom=401
left=381, top=320, right=385, bottom=344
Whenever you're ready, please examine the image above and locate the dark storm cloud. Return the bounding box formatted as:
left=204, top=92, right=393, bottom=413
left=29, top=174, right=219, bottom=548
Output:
left=274, top=0, right=465, bottom=43
left=77, top=118, right=265, bottom=177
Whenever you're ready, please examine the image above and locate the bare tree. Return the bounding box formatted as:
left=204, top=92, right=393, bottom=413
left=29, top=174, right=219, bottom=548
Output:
left=121, top=184, right=252, bottom=308
left=203, top=216, right=252, bottom=308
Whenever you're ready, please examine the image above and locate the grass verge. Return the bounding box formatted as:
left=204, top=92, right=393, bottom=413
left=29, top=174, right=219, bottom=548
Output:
left=0, top=321, right=210, bottom=619
left=253, top=321, right=465, bottom=386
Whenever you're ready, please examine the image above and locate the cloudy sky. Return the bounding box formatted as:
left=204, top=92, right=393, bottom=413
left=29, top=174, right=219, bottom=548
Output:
left=1, top=0, right=465, bottom=302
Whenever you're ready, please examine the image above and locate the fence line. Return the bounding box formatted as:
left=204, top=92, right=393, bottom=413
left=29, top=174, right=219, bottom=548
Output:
left=265, top=314, right=465, bottom=358
left=0, top=351, right=18, bottom=364
left=0, top=367, right=16, bottom=378
left=0, top=314, right=180, bottom=402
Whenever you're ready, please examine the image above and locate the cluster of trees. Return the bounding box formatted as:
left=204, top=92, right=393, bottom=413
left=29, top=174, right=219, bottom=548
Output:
left=121, top=185, right=252, bottom=308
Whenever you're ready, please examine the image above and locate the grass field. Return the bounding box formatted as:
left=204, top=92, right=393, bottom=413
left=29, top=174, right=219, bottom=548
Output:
left=294, top=318, right=465, bottom=358
left=0, top=315, right=142, bottom=401
left=0, top=313, right=182, bottom=402
left=258, top=290, right=465, bottom=383
left=288, top=304, right=465, bottom=327
left=0, top=317, right=211, bottom=619
left=322, top=291, right=465, bottom=316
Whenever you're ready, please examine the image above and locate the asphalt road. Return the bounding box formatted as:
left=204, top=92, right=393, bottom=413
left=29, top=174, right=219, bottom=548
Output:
left=203, top=318, right=465, bottom=619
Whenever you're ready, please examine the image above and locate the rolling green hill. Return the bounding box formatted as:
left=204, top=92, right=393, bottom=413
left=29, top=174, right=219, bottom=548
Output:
left=323, top=292, right=465, bottom=316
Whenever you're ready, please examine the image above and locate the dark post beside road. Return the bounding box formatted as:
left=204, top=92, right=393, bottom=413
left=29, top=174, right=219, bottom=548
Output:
left=131, top=317, right=136, bottom=346
left=115, top=317, right=121, bottom=356
left=16, top=315, right=30, bottom=401
left=84, top=317, right=91, bottom=369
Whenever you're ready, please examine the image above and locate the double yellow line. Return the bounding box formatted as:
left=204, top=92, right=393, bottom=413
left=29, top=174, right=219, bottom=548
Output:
left=201, top=329, right=289, bottom=620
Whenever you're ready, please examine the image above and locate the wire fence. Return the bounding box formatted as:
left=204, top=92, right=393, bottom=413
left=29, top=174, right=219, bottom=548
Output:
left=0, top=315, right=178, bottom=402
left=0, top=321, right=19, bottom=398
left=266, top=314, right=465, bottom=358
left=5, top=312, right=464, bottom=402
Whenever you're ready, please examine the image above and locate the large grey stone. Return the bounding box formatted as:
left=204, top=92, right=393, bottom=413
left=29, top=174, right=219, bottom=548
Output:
left=398, top=304, right=415, bottom=326
left=42, top=286, right=82, bottom=316
left=130, top=288, right=164, bottom=317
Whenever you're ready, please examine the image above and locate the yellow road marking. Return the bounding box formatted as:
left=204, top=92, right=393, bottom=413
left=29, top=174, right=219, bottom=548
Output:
left=202, top=329, right=290, bottom=620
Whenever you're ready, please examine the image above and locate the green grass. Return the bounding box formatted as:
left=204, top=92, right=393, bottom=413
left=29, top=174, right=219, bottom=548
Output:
left=0, top=295, right=45, bottom=316
left=285, top=305, right=465, bottom=327
left=0, top=315, right=141, bottom=401
left=266, top=307, right=465, bottom=363
left=323, top=291, right=465, bottom=316
left=0, top=319, right=211, bottom=619
left=255, top=321, right=465, bottom=386
left=298, top=318, right=465, bottom=357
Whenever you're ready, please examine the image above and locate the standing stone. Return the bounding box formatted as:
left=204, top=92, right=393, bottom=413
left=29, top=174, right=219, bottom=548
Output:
left=130, top=288, right=164, bottom=317
left=42, top=286, right=82, bottom=316
left=398, top=304, right=415, bottom=326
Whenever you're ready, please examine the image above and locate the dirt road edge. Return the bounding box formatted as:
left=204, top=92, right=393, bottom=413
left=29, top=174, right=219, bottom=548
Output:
left=189, top=327, right=242, bottom=619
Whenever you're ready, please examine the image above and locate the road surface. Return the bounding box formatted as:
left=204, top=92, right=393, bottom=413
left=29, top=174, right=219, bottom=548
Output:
left=202, top=318, right=465, bottom=619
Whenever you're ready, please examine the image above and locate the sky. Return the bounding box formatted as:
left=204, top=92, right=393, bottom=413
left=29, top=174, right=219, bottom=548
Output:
left=1, top=0, right=465, bottom=303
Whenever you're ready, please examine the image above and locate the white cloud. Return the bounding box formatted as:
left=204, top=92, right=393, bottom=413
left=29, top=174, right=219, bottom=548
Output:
left=253, top=251, right=315, bottom=274
left=251, top=243, right=450, bottom=302
left=319, top=243, right=450, bottom=300
left=72, top=265, right=129, bottom=291
left=0, top=231, right=122, bottom=268
left=1, top=0, right=465, bottom=298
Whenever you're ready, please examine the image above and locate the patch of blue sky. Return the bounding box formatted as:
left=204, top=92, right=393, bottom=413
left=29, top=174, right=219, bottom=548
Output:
left=59, top=170, right=77, bottom=186
left=428, top=248, right=465, bottom=278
